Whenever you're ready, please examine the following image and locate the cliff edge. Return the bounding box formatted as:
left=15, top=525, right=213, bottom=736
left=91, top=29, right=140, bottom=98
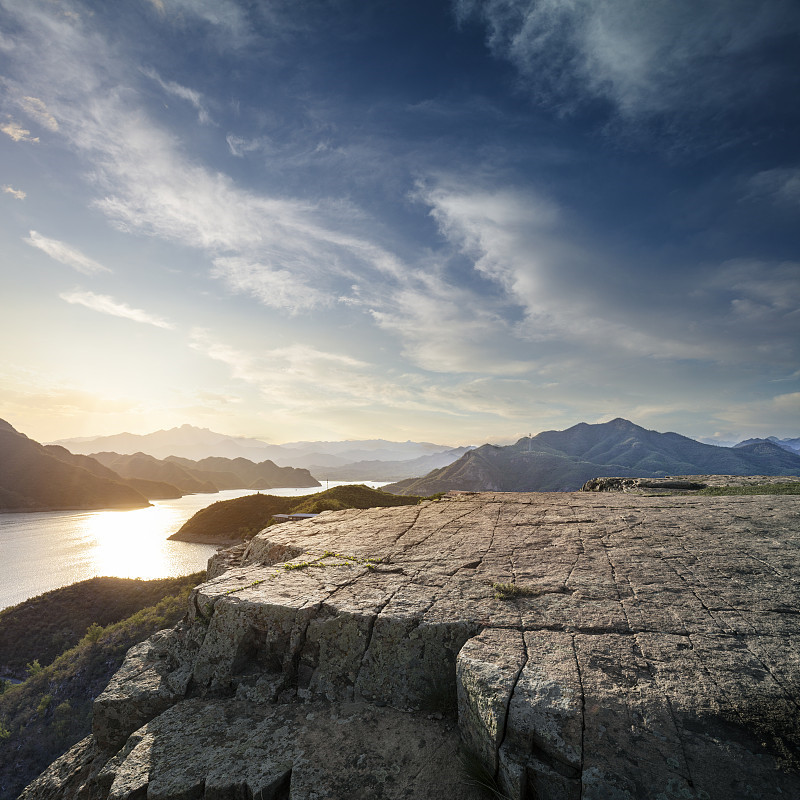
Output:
left=23, top=489, right=800, bottom=799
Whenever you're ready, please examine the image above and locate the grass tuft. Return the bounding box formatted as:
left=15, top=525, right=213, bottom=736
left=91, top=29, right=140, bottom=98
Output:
left=492, top=582, right=539, bottom=601
left=458, top=750, right=512, bottom=799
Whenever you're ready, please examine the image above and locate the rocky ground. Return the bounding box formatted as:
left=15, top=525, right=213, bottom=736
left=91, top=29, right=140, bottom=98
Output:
left=23, top=489, right=800, bottom=800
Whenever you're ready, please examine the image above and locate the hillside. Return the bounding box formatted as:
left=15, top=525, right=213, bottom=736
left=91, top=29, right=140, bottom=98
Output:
left=42, top=445, right=181, bottom=499
left=169, top=484, right=424, bottom=543
left=0, top=420, right=150, bottom=511
left=385, top=418, right=800, bottom=494
left=0, top=573, right=204, bottom=800
left=0, top=575, right=205, bottom=678
left=166, top=455, right=320, bottom=490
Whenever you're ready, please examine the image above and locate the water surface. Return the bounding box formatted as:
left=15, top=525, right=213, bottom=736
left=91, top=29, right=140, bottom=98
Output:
left=0, top=481, right=387, bottom=611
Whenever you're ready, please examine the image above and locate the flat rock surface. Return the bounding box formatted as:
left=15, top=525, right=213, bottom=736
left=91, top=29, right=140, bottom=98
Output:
left=24, top=491, right=800, bottom=800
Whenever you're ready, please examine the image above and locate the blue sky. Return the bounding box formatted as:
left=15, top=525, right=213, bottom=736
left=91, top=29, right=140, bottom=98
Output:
left=1, top=0, right=798, bottom=446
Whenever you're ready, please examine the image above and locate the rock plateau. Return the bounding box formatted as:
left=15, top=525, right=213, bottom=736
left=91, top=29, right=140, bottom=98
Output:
left=23, top=488, right=800, bottom=799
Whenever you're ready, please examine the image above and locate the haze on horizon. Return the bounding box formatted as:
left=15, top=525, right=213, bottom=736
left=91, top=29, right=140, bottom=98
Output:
left=1, top=0, right=798, bottom=447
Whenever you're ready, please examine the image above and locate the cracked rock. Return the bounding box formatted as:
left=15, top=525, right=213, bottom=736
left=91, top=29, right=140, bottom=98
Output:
left=22, top=489, right=800, bottom=799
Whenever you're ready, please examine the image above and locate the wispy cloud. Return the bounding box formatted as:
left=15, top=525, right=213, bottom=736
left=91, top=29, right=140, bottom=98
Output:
left=142, top=68, right=212, bottom=124
left=1, top=119, right=38, bottom=143
left=60, top=290, right=175, bottom=329
left=2, top=185, right=26, bottom=200
left=189, top=327, right=551, bottom=425
left=457, top=0, right=800, bottom=121
left=24, top=231, right=111, bottom=275
left=748, top=168, right=800, bottom=208
left=210, top=256, right=326, bottom=311
left=226, top=134, right=267, bottom=157
left=19, top=96, right=59, bottom=131
left=145, top=0, right=253, bottom=45
left=418, top=179, right=800, bottom=367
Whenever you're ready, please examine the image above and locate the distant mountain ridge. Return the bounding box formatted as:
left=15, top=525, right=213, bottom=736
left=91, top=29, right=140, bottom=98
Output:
left=89, top=452, right=320, bottom=493
left=734, top=436, right=800, bottom=454
left=50, top=425, right=277, bottom=462
left=385, top=418, right=800, bottom=495
left=306, top=447, right=475, bottom=481
left=51, top=426, right=461, bottom=470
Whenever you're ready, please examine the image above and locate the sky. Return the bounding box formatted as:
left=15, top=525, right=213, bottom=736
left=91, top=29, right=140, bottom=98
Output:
left=1, top=0, right=799, bottom=447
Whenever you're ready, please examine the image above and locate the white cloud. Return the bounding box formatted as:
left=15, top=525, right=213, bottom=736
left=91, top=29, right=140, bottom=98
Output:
left=748, top=168, right=800, bottom=208
left=714, top=391, right=800, bottom=435
left=19, top=95, right=59, bottom=131
left=142, top=68, right=212, bottom=124
left=211, top=257, right=327, bottom=311
left=370, top=277, right=534, bottom=375
left=146, top=0, right=252, bottom=44
left=2, top=185, right=26, bottom=200
left=1, top=119, right=38, bottom=143
left=457, top=0, right=800, bottom=119
left=24, top=231, right=111, bottom=275
left=0, top=10, right=402, bottom=311
left=226, top=134, right=267, bottom=157
left=419, top=180, right=716, bottom=361
left=712, top=259, right=800, bottom=315
left=189, top=328, right=542, bottom=421
left=60, top=290, right=175, bottom=329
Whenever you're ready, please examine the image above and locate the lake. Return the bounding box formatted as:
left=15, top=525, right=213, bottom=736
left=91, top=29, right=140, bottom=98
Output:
left=0, top=481, right=388, bottom=611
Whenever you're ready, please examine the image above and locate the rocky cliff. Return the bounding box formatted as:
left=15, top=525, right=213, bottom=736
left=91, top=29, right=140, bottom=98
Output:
left=23, top=489, right=800, bottom=799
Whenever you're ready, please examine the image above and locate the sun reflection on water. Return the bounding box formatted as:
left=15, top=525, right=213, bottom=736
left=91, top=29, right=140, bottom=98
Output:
left=86, top=505, right=184, bottom=580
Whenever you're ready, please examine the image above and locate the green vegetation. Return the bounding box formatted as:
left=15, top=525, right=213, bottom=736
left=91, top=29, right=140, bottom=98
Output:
left=170, top=484, right=427, bottom=543
left=0, top=573, right=203, bottom=800
left=492, top=582, right=540, bottom=601
left=0, top=574, right=206, bottom=678
left=683, top=483, right=800, bottom=496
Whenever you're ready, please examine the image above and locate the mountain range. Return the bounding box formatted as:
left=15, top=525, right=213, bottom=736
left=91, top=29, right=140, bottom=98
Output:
left=734, top=436, right=800, bottom=454
left=89, top=452, right=319, bottom=494
left=9, top=417, right=799, bottom=509
left=50, top=426, right=461, bottom=468
left=385, top=418, right=800, bottom=495
left=0, top=420, right=319, bottom=512
left=0, top=420, right=153, bottom=511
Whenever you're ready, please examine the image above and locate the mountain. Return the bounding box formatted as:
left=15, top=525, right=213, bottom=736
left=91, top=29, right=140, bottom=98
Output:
left=50, top=424, right=279, bottom=462
left=0, top=420, right=150, bottom=511
left=89, top=452, right=218, bottom=495
left=384, top=418, right=800, bottom=495
left=42, top=446, right=181, bottom=500
left=90, top=452, right=319, bottom=493
left=735, top=436, right=800, bottom=454
left=306, top=446, right=474, bottom=481
left=165, top=456, right=320, bottom=490
left=50, top=426, right=457, bottom=468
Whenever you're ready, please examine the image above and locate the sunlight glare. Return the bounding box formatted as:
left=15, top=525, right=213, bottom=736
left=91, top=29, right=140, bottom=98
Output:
left=85, top=505, right=182, bottom=579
